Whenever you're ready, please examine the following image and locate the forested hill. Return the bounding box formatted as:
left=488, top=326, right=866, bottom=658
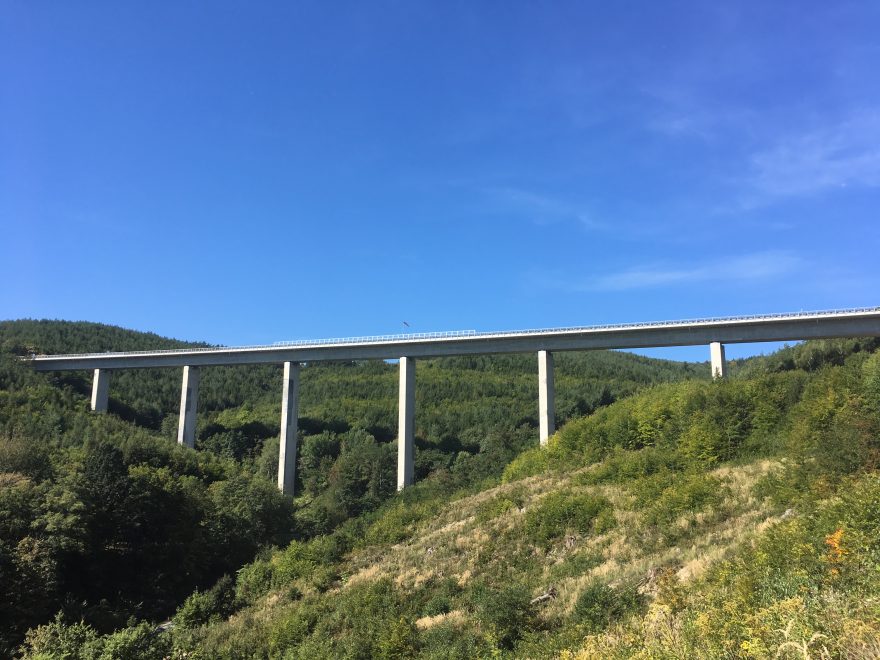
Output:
left=0, top=318, right=707, bottom=438
left=8, top=325, right=878, bottom=658
left=0, top=318, right=707, bottom=655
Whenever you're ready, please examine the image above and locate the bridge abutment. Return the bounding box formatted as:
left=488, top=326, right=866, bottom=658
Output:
left=538, top=350, right=556, bottom=445
left=710, top=342, right=727, bottom=379
left=278, top=361, right=300, bottom=495
left=90, top=368, right=110, bottom=412
left=397, top=356, right=415, bottom=490
left=177, top=366, right=200, bottom=448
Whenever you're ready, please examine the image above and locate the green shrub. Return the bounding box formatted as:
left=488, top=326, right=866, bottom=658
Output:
left=93, top=622, right=170, bottom=660
left=547, top=549, right=604, bottom=582
left=577, top=445, right=685, bottom=485
left=419, top=621, right=488, bottom=659
left=474, top=487, right=525, bottom=523
left=680, top=473, right=880, bottom=654
left=375, top=616, right=418, bottom=659
left=20, top=616, right=169, bottom=660
left=782, top=368, right=880, bottom=487
left=268, top=602, right=320, bottom=654
left=272, top=541, right=318, bottom=584
left=416, top=576, right=462, bottom=618
left=863, top=352, right=880, bottom=413
left=573, top=581, right=642, bottom=633
left=362, top=501, right=434, bottom=546
left=234, top=557, right=274, bottom=604
left=173, top=575, right=236, bottom=628
left=638, top=472, right=729, bottom=533
left=469, top=581, right=535, bottom=650
left=20, top=613, right=99, bottom=659
left=501, top=446, right=549, bottom=482
left=523, top=490, right=614, bottom=547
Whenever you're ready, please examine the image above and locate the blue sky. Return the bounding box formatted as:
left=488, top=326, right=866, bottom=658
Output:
left=2, top=2, right=879, bottom=361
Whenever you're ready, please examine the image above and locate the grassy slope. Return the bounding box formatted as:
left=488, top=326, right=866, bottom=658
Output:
left=176, top=456, right=782, bottom=658
left=165, top=339, right=880, bottom=659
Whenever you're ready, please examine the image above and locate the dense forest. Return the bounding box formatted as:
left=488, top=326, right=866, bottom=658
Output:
left=3, top=321, right=879, bottom=657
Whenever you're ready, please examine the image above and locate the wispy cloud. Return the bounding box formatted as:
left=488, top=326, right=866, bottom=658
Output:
left=483, top=186, right=606, bottom=230
left=745, top=112, right=880, bottom=202
left=533, top=250, right=802, bottom=292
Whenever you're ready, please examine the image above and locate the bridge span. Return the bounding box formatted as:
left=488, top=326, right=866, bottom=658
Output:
left=28, top=307, right=880, bottom=495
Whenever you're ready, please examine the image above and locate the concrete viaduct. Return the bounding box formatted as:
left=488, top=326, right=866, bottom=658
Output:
left=28, top=307, right=880, bottom=495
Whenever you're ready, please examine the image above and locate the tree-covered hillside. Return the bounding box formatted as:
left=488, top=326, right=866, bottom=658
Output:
left=28, top=334, right=871, bottom=660
left=7, top=320, right=878, bottom=658
left=0, top=319, right=707, bottom=655
left=10, top=340, right=880, bottom=659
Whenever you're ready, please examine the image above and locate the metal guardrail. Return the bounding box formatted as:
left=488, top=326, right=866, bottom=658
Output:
left=31, top=306, right=880, bottom=360
left=273, top=329, right=478, bottom=346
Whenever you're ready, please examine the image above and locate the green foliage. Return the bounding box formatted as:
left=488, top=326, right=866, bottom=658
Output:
left=474, top=487, right=525, bottom=524
left=635, top=471, right=729, bottom=528
left=469, top=581, right=536, bottom=650
left=91, top=622, right=171, bottom=660
left=742, top=337, right=880, bottom=376
left=173, top=575, right=236, bottom=628
left=267, top=602, right=320, bottom=654
left=416, top=577, right=461, bottom=618
left=0, top=432, right=53, bottom=480
left=501, top=445, right=549, bottom=482
left=290, top=578, right=406, bottom=658
left=574, top=581, right=643, bottom=633
left=418, top=622, right=488, bottom=659
left=672, top=473, right=880, bottom=657
left=375, top=616, right=418, bottom=660
left=546, top=549, right=604, bottom=582
left=362, top=500, right=435, bottom=545
left=576, top=445, right=685, bottom=485
left=0, top=333, right=294, bottom=653
left=20, top=613, right=100, bottom=659
left=863, top=351, right=880, bottom=411
left=19, top=615, right=170, bottom=660
left=523, top=490, right=615, bottom=547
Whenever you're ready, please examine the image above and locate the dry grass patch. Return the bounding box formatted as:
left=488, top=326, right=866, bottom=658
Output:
left=415, top=609, right=466, bottom=630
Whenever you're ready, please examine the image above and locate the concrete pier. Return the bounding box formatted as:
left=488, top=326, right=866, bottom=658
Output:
left=90, top=368, right=110, bottom=412
left=177, top=366, right=200, bottom=448
left=538, top=350, right=556, bottom=445
left=397, top=356, right=415, bottom=490
left=710, top=342, right=727, bottom=379
left=278, top=361, right=300, bottom=495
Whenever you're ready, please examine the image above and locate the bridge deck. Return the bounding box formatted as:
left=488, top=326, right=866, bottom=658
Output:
left=29, top=307, right=880, bottom=370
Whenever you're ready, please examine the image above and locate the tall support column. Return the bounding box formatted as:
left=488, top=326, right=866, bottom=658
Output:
left=538, top=350, right=556, bottom=445
left=278, top=362, right=300, bottom=496
left=177, top=366, right=200, bottom=448
left=397, top=356, right=415, bottom=491
left=710, top=342, right=727, bottom=379
left=90, top=369, right=110, bottom=412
